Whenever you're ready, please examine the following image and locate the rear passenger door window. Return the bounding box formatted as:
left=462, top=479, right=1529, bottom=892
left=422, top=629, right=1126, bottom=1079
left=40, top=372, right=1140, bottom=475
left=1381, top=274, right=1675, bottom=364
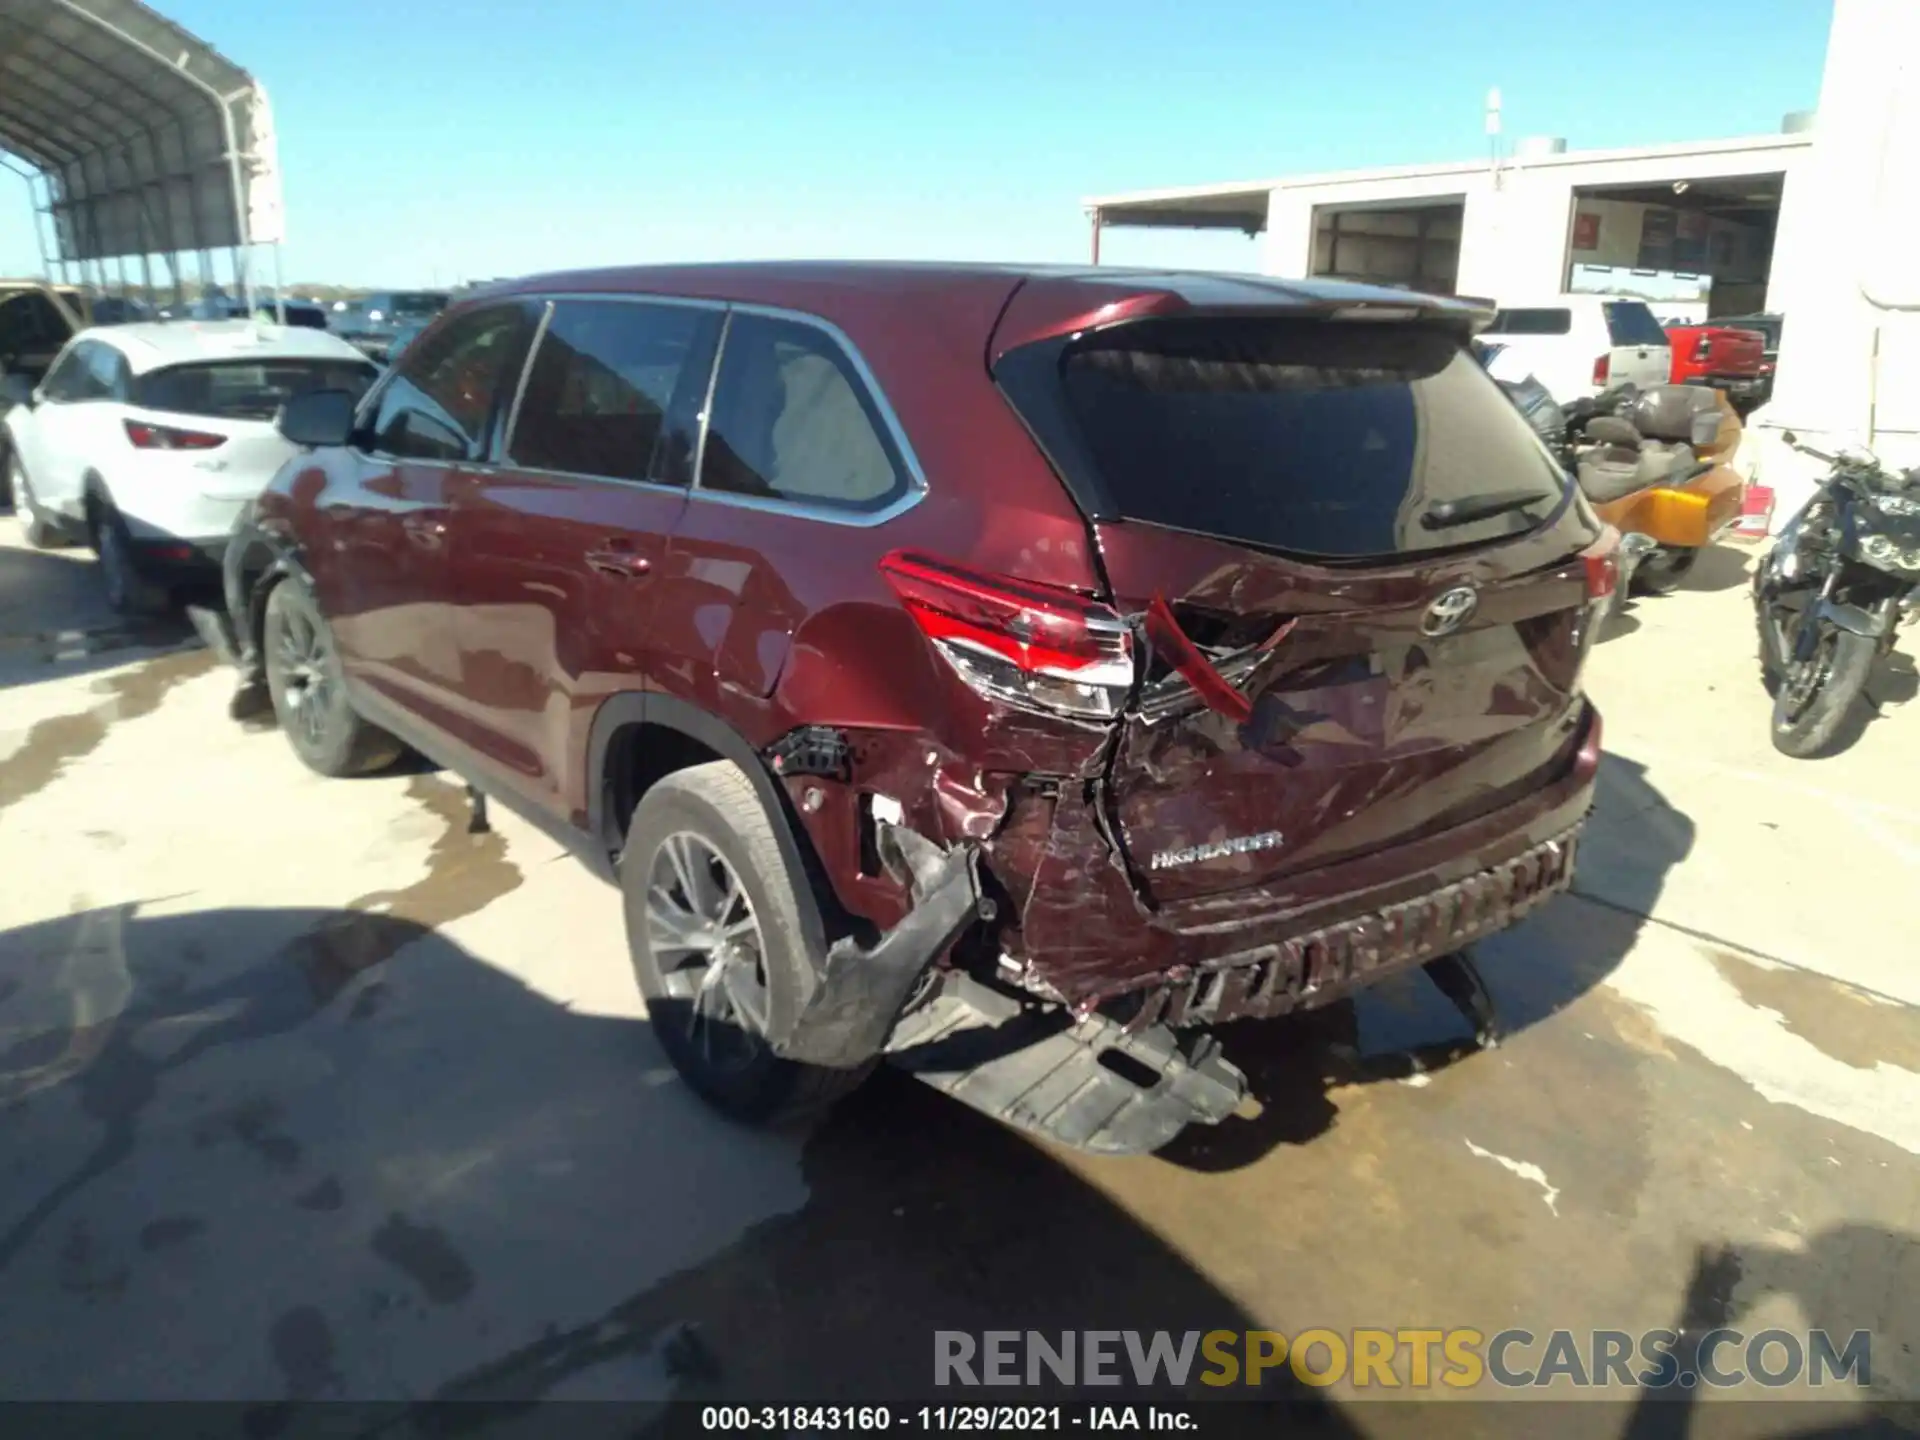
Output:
left=698, top=313, right=908, bottom=512
left=364, top=302, right=536, bottom=463
left=507, top=300, right=721, bottom=484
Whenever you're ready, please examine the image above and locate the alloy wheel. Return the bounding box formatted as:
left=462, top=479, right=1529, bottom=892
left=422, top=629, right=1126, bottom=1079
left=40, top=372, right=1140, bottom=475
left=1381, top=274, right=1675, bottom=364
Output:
left=1779, top=627, right=1838, bottom=725
left=272, top=603, right=338, bottom=753
left=645, top=831, right=772, bottom=1072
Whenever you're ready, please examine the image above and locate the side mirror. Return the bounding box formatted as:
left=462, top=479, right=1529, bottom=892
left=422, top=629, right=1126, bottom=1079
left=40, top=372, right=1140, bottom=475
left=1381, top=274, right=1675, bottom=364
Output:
left=1, top=373, right=37, bottom=408
left=277, top=388, right=357, bottom=448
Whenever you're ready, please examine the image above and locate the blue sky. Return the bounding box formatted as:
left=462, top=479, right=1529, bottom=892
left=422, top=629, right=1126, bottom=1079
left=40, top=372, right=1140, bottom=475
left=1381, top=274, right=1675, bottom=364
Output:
left=3, top=0, right=1833, bottom=287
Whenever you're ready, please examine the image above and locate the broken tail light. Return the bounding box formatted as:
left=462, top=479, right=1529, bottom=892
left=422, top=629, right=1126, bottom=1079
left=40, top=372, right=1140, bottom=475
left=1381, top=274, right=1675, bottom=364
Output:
left=125, top=419, right=226, bottom=451
left=880, top=550, right=1135, bottom=720
left=1584, top=529, right=1621, bottom=603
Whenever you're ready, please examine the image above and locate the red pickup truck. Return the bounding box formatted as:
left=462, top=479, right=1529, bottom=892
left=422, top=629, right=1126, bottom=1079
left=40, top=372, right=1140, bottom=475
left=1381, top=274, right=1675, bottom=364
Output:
left=1664, top=322, right=1770, bottom=408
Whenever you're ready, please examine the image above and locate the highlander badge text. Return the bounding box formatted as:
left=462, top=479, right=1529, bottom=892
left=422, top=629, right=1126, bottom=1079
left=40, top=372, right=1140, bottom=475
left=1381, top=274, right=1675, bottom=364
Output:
left=1150, top=830, right=1285, bottom=871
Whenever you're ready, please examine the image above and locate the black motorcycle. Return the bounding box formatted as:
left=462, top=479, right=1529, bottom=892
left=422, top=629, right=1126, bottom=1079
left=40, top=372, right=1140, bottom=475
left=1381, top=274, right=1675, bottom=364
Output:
left=1753, top=433, right=1920, bottom=757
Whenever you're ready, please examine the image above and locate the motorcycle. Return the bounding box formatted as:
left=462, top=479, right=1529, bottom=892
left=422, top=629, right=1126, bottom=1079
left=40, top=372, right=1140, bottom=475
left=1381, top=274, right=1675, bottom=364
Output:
left=1477, top=342, right=1748, bottom=608
left=1752, top=433, right=1920, bottom=758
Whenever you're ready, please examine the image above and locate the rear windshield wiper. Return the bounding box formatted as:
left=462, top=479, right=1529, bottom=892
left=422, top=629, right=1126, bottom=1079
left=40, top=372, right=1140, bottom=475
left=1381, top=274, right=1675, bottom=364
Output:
left=1421, top=489, right=1546, bottom=531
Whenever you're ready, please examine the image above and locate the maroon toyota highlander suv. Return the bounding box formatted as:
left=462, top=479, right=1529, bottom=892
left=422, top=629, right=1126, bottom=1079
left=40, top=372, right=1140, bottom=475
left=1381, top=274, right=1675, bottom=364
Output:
left=195, top=263, right=1613, bottom=1153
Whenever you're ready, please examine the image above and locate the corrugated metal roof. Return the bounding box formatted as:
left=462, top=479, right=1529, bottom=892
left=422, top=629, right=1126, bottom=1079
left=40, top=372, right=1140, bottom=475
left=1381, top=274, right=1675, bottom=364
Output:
left=0, top=0, right=278, bottom=261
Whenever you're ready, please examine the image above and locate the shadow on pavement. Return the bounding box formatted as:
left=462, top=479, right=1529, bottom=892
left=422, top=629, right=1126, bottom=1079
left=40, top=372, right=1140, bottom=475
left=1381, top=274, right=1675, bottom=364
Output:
left=1686, top=545, right=1758, bottom=594
left=0, top=541, right=199, bottom=693
left=1620, top=1229, right=1920, bottom=1439
left=0, top=903, right=1352, bottom=1425
left=1600, top=607, right=1645, bottom=643
left=1160, top=750, right=1690, bottom=1174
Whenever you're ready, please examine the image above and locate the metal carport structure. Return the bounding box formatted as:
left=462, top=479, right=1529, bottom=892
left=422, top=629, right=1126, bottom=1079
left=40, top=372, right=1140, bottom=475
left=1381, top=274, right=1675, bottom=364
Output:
left=0, top=0, right=282, bottom=310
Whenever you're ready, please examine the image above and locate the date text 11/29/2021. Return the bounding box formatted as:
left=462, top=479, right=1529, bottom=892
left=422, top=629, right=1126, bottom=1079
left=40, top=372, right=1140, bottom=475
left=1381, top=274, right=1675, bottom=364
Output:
left=700, top=1407, right=1198, bottom=1432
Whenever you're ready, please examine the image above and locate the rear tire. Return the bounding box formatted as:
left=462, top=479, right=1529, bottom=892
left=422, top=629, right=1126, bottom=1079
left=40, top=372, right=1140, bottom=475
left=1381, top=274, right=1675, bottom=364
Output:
left=621, top=759, right=872, bottom=1125
left=261, top=580, right=403, bottom=777
left=1631, top=546, right=1699, bottom=596
left=90, top=499, right=167, bottom=613
left=1769, top=622, right=1875, bottom=759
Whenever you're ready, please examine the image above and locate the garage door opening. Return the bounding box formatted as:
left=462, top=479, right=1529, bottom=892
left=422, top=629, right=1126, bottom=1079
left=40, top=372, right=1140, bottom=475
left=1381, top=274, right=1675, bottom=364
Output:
left=1564, top=173, right=1784, bottom=319
left=1309, top=198, right=1464, bottom=295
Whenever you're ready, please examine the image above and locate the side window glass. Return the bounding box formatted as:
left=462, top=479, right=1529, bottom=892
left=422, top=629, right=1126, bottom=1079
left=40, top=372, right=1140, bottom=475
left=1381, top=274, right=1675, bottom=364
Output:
left=83, top=343, right=127, bottom=401
left=37, top=341, right=87, bottom=402
left=367, top=303, right=534, bottom=462
left=1, top=295, right=63, bottom=361
left=508, top=300, right=720, bottom=484
left=66, top=342, right=112, bottom=401
left=31, top=294, right=67, bottom=344
left=0, top=296, right=27, bottom=355
left=698, top=313, right=907, bottom=511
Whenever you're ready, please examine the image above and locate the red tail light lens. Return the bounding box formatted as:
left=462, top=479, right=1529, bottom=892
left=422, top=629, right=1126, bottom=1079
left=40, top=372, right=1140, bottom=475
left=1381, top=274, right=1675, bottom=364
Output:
left=1583, top=530, right=1621, bottom=603
left=1591, top=354, right=1610, bottom=387
left=124, top=419, right=226, bottom=451
left=880, top=550, right=1135, bottom=720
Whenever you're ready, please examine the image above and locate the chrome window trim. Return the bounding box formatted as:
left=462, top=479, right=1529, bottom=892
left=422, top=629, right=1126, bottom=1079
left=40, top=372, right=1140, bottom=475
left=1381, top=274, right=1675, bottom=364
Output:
left=495, top=290, right=930, bottom=528
left=497, top=299, right=554, bottom=463
left=701, top=300, right=927, bottom=527
left=689, top=309, right=730, bottom=497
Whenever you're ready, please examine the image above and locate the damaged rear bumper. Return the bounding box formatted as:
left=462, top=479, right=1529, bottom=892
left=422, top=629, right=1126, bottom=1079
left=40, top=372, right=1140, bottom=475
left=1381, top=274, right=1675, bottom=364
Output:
left=764, top=822, right=987, bottom=1071
left=1123, top=822, right=1581, bottom=1031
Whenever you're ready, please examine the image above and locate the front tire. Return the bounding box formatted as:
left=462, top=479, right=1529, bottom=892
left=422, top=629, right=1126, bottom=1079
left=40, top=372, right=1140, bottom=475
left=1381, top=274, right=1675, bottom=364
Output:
left=1768, top=620, right=1875, bottom=759
left=11, top=456, right=67, bottom=550
left=621, top=760, right=872, bottom=1125
left=1631, top=546, right=1699, bottom=596
left=261, top=580, right=403, bottom=777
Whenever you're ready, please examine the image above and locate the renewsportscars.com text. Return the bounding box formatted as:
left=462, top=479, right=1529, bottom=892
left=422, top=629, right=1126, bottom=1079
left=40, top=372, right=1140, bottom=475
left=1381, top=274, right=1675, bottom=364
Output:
left=934, top=1328, right=1872, bottom=1391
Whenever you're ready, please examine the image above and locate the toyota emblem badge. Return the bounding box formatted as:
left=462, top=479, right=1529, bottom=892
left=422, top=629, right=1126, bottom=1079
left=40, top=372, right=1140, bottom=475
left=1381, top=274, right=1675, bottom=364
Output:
left=1421, top=586, right=1479, bottom=637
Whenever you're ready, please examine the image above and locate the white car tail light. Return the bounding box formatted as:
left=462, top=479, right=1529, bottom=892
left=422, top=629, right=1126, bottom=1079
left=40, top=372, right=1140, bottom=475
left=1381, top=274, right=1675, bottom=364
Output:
left=124, top=419, right=226, bottom=451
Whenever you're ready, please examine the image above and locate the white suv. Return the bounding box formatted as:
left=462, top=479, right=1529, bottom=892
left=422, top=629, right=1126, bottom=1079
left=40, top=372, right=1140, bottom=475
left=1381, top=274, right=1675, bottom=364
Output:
left=3, top=321, right=379, bottom=611
left=1479, top=295, right=1673, bottom=402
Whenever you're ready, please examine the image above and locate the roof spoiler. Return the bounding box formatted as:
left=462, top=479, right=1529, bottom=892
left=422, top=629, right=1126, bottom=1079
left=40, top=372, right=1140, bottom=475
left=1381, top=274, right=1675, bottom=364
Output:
left=1315, top=293, right=1496, bottom=336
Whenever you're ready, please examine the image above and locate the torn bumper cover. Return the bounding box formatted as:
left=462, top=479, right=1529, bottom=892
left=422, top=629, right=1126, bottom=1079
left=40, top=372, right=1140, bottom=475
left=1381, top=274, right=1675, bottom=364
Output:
left=764, top=823, right=986, bottom=1071
left=1123, top=824, right=1582, bottom=1032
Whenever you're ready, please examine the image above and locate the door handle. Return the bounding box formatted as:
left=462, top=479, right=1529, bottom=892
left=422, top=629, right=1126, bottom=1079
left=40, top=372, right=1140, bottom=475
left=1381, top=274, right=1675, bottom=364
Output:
left=402, top=514, right=448, bottom=549
left=585, top=546, right=652, bottom=578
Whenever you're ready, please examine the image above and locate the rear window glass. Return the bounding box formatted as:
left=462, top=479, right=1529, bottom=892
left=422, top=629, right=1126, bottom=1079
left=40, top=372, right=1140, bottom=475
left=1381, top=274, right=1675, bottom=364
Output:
left=1483, top=308, right=1571, bottom=336
left=1603, top=301, right=1670, bottom=347
left=136, top=359, right=379, bottom=421
left=392, top=292, right=449, bottom=318
left=1049, top=318, right=1569, bottom=561
left=273, top=306, right=329, bottom=330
